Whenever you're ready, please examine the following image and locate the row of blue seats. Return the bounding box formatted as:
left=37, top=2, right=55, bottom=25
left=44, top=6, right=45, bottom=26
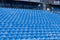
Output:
left=0, top=8, right=60, bottom=40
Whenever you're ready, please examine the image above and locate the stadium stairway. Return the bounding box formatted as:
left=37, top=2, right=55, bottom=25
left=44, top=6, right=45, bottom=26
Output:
left=0, top=8, right=60, bottom=40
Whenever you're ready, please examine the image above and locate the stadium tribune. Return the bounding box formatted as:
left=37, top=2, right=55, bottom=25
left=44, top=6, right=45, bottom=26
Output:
left=0, top=7, right=60, bottom=40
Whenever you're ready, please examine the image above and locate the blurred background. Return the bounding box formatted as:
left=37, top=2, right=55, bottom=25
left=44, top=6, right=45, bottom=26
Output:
left=0, top=0, right=60, bottom=12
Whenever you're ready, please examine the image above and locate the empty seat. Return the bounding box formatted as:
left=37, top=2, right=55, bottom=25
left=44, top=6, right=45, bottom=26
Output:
left=0, top=8, right=60, bottom=40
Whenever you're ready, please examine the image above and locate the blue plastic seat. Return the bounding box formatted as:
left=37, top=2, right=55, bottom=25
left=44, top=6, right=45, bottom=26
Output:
left=0, top=7, right=60, bottom=40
